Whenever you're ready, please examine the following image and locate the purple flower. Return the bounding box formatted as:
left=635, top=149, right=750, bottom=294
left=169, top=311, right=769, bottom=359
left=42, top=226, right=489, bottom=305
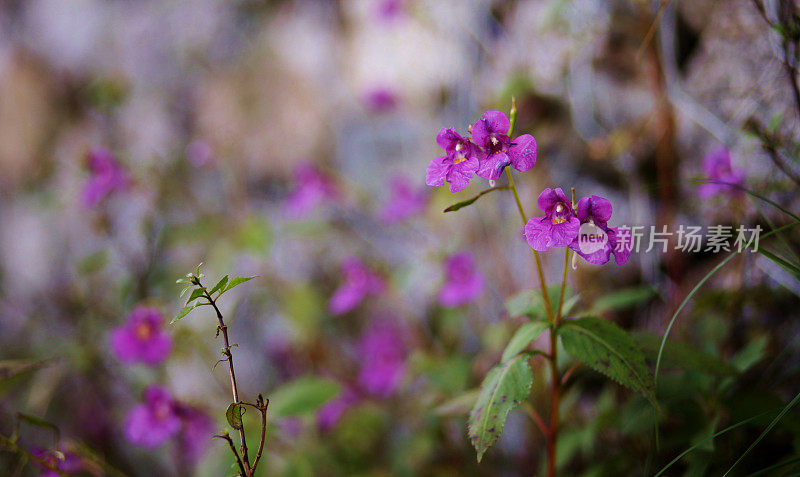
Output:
left=174, top=405, right=215, bottom=466
left=81, top=147, right=129, bottom=208
left=380, top=175, right=427, bottom=224
left=329, top=257, right=385, bottom=315
left=697, top=147, right=745, bottom=199
left=438, top=251, right=484, bottom=307
left=363, top=86, right=398, bottom=113
left=277, top=417, right=305, bottom=438
left=283, top=163, right=338, bottom=218
left=30, top=447, right=83, bottom=477
left=316, top=387, right=359, bottom=431
left=124, top=385, right=181, bottom=448
left=357, top=321, right=407, bottom=397
left=426, top=128, right=483, bottom=192
left=524, top=188, right=581, bottom=252
left=471, top=110, right=537, bottom=181
left=110, top=306, right=172, bottom=366
left=376, top=0, right=407, bottom=22
left=568, top=195, right=631, bottom=265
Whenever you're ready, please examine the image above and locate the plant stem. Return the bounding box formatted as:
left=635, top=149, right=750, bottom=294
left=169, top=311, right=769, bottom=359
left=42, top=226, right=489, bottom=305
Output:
left=555, top=248, right=570, bottom=325
left=505, top=168, right=555, bottom=321
left=546, top=247, right=570, bottom=477
left=204, top=290, right=251, bottom=476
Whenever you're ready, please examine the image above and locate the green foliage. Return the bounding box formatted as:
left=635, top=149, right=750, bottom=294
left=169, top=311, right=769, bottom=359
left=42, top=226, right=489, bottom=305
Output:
left=270, top=376, right=340, bottom=417
left=223, top=276, right=257, bottom=294
left=501, top=321, right=549, bottom=363
left=225, top=403, right=244, bottom=430
left=209, top=275, right=229, bottom=296
left=589, top=287, right=654, bottom=314
left=506, top=287, right=573, bottom=321
left=468, top=354, right=533, bottom=462
left=632, top=332, right=738, bottom=377
left=170, top=303, right=201, bottom=324
left=443, top=186, right=509, bottom=213
left=560, top=317, right=655, bottom=403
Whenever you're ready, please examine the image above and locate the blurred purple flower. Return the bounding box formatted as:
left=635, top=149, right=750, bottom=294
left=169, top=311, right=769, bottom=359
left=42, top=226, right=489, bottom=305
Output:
left=81, top=147, right=129, bottom=208
left=277, top=417, right=305, bottom=438
left=472, top=110, right=537, bottom=181
left=329, top=257, right=385, bottom=315
left=380, top=175, right=427, bottom=224
left=316, top=387, right=359, bottom=431
left=174, top=405, right=215, bottom=466
left=697, top=147, right=745, bottom=199
left=376, top=0, right=407, bottom=22
left=426, top=128, right=482, bottom=192
left=357, top=321, right=407, bottom=397
left=283, top=163, right=338, bottom=219
left=124, top=385, right=181, bottom=448
left=30, top=447, right=83, bottom=477
left=363, top=86, right=398, bottom=113
left=185, top=139, right=214, bottom=168
left=110, top=306, right=172, bottom=366
left=524, top=188, right=580, bottom=252
left=438, top=251, right=484, bottom=307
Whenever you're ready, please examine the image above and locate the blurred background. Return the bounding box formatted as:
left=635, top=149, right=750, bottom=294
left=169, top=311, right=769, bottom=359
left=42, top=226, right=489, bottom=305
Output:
left=1, top=0, right=800, bottom=475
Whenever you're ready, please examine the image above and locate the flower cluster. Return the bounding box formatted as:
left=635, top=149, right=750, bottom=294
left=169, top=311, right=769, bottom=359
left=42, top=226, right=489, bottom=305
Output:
left=524, top=189, right=630, bottom=266
left=426, top=110, right=537, bottom=192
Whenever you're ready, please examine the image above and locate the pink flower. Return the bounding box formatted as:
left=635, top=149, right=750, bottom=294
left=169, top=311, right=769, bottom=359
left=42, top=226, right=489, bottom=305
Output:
left=357, top=321, right=407, bottom=397
left=426, top=128, right=483, bottom=192
left=110, top=306, right=172, bottom=366
left=380, top=175, right=427, bottom=224
left=438, top=251, right=484, bottom=307
left=81, top=147, right=129, bottom=208
left=316, top=387, right=359, bottom=431
left=29, top=447, right=83, bottom=477
left=124, top=386, right=181, bottom=448
left=329, top=257, right=385, bottom=315
left=283, top=163, right=338, bottom=219
left=174, top=405, right=215, bottom=466
left=472, top=110, right=537, bottom=181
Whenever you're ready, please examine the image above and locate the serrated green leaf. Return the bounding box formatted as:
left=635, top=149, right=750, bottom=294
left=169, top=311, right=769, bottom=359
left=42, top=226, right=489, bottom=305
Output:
left=210, top=275, right=229, bottom=295
left=443, top=186, right=509, bottom=213
left=560, top=317, right=655, bottom=403
left=632, top=332, right=738, bottom=377
left=171, top=304, right=199, bottom=324
left=270, top=376, right=340, bottom=417
left=468, top=354, right=533, bottom=462
left=225, top=403, right=244, bottom=430
left=185, top=287, right=207, bottom=305
left=501, top=321, right=549, bottom=363
left=223, top=276, right=257, bottom=294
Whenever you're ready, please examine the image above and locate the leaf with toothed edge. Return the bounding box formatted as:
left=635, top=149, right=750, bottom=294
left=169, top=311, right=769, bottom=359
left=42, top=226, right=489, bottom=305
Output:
left=468, top=354, right=533, bottom=462
left=560, top=317, right=655, bottom=404
left=501, top=321, right=549, bottom=363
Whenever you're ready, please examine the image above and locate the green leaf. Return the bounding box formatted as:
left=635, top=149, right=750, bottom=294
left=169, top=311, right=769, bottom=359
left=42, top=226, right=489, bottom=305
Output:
left=209, top=275, right=229, bottom=296
left=468, top=354, right=533, bottom=462
left=225, top=403, right=244, bottom=430
left=270, top=376, right=340, bottom=417
left=589, top=286, right=654, bottom=314
left=223, top=276, right=257, bottom=294
left=171, top=304, right=199, bottom=324
left=0, top=359, right=53, bottom=380
left=443, top=186, right=509, bottom=213
left=501, top=321, right=549, bottom=363
left=632, top=332, right=738, bottom=377
left=758, top=247, right=800, bottom=280
left=179, top=285, right=193, bottom=298
left=506, top=287, right=572, bottom=321
left=560, top=317, right=655, bottom=403
left=185, top=287, right=207, bottom=305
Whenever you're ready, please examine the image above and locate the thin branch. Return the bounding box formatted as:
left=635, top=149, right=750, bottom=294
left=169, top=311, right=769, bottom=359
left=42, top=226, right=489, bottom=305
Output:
left=214, top=433, right=247, bottom=477
left=521, top=403, right=549, bottom=436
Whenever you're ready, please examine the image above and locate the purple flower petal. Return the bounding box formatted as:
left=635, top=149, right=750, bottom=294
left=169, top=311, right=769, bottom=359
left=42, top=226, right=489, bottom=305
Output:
left=437, top=251, right=484, bottom=307
left=110, top=306, right=172, bottom=366
left=472, top=110, right=510, bottom=146
left=426, top=156, right=449, bottom=187
left=124, top=386, right=180, bottom=448
left=507, top=134, right=537, bottom=172
left=445, top=156, right=479, bottom=192
left=576, top=195, right=613, bottom=225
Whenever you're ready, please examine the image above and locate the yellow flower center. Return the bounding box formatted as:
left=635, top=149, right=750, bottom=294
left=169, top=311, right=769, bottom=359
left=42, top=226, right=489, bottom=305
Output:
left=552, top=217, right=567, bottom=225
left=454, top=156, right=466, bottom=164
left=135, top=322, right=153, bottom=341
